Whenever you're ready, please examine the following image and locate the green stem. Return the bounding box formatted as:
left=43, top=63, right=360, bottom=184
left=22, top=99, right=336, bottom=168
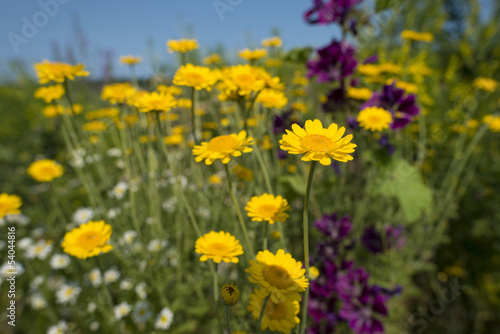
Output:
left=190, top=87, right=197, bottom=144
left=257, top=295, right=270, bottom=334
left=300, top=161, right=318, bottom=334
left=210, top=263, right=223, bottom=334
left=223, top=163, right=255, bottom=259
left=225, top=306, right=231, bottom=334
left=263, top=222, right=268, bottom=251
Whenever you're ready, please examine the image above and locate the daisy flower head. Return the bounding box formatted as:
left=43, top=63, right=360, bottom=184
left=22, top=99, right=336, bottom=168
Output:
left=400, top=30, right=434, bottom=42
left=203, top=53, right=221, bottom=65
left=72, top=207, right=94, bottom=225
left=279, top=119, right=356, bottom=165
left=218, top=65, right=266, bottom=98
left=239, top=48, right=267, bottom=61
left=262, top=36, right=283, bottom=48
left=47, top=320, right=68, bottom=334
left=167, top=38, right=199, bottom=53
left=346, top=86, right=372, bottom=101
left=132, top=301, right=152, bottom=324
left=192, top=131, right=254, bottom=165
left=357, top=106, right=393, bottom=132
left=195, top=231, right=244, bottom=264
left=34, top=84, right=65, bottom=103
left=173, top=64, right=219, bottom=91
left=220, top=282, right=240, bottom=306
left=0, top=193, right=22, bottom=218
left=61, top=221, right=113, bottom=259
left=56, top=284, right=81, bottom=305
left=114, top=302, right=132, bottom=320
left=245, top=249, right=308, bottom=303
left=27, top=159, right=64, bottom=182
left=155, top=307, right=174, bottom=330
left=104, top=268, right=120, bottom=284
left=34, top=60, right=89, bottom=84
left=256, top=89, right=288, bottom=109
left=101, top=82, right=136, bottom=104
left=131, top=91, right=177, bottom=113
left=473, top=77, right=498, bottom=92
left=25, top=239, right=53, bottom=260
left=28, top=293, right=47, bottom=310
left=88, top=268, right=102, bottom=287
left=483, top=114, right=500, bottom=132
left=245, top=193, right=290, bottom=224
left=248, top=288, right=300, bottom=333
left=119, top=55, right=142, bottom=65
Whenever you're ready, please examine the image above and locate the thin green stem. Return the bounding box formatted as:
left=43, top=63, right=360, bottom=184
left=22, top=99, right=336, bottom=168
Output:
left=190, top=88, right=197, bottom=143
left=210, top=263, right=223, bottom=334
left=225, top=306, right=231, bottom=334
left=263, top=222, right=268, bottom=251
left=223, top=163, right=255, bottom=259
left=257, top=295, right=270, bottom=334
left=300, top=161, right=318, bottom=334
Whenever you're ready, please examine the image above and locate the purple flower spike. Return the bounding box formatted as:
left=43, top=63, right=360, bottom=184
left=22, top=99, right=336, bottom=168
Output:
left=307, top=40, right=357, bottom=83
left=304, top=0, right=363, bottom=25
left=314, top=213, right=352, bottom=242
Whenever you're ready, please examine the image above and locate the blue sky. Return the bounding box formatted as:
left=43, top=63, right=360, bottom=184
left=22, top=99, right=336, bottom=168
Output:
left=0, top=0, right=343, bottom=79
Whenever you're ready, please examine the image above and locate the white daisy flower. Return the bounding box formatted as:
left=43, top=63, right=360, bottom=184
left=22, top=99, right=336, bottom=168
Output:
left=18, top=237, right=33, bottom=250
left=132, top=302, right=152, bottom=324
left=4, top=213, right=31, bottom=225
left=50, top=254, right=70, bottom=270
left=29, top=293, right=47, bottom=310
left=89, top=321, right=100, bottom=331
left=155, top=307, right=174, bottom=330
left=25, top=240, right=53, bottom=260
left=72, top=207, right=94, bottom=225
left=113, top=302, right=131, bottom=320
left=109, top=181, right=128, bottom=200
left=162, top=198, right=176, bottom=212
left=121, top=231, right=137, bottom=244
left=135, top=282, right=147, bottom=299
left=88, top=268, right=102, bottom=287
left=107, top=208, right=122, bottom=219
left=87, top=302, right=97, bottom=313
left=119, top=279, right=134, bottom=290
left=147, top=239, right=168, bottom=252
left=107, top=147, right=122, bottom=157
left=104, top=268, right=120, bottom=284
left=56, top=285, right=81, bottom=305
left=47, top=320, right=67, bottom=334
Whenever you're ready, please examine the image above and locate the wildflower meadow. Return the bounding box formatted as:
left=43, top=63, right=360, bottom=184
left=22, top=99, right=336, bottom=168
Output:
left=1, top=1, right=500, bottom=333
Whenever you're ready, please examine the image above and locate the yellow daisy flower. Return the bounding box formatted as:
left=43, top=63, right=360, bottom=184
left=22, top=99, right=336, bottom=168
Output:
left=483, top=114, right=500, bottom=132
left=245, top=194, right=290, bottom=224
left=232, top=164, right=254, bottom=181
left=131, top=91, right=177, bottom=112
left=62, top=221, right=113, bottom=259
left=357, top=106, right=393, bottom=132
left=220, top=282, right=240, bottom=306
left=34, top=84, right=65, bottom=103
left=85, top=108, right=120, bottom=120
left=218, top=65, right=266, bottom=97
left=248, top=288, right=300, bottom=333
left=0, top=193, right=22, bottom=218
left=166, top=39, right=199, bottom=53
left=245, top=249, right=308, bottom=303
left=357, top=64, right=381, bottom=76
left=101, top=82, right=136, bottom=104
left=261, top=36, right=283, bottom=48
left=83, top=121, right=107, bottom=132
left=156, top=85, right=183, bottom=96
left=203, top=53, right=221, bottom=65
left=173, top=64, right=218, bottom=91
left=34, top=60, right=89, bottom=84
left=239, top=48, right=267, bottom=61
left=192, top=131, right=254, bottom=165
left=279, top=119, right=357, bottom=165
left=473, top=77, right=498, bottom=92
left=401, top=30, right=434, bottom=42
left=346, top=86, right=372, bottom=100
left=27, top=159, right=64, bottom=182
left=119, top=55, right=142, bottom=65
left=195, top=231, right=244, bottom=263
left=256, top=89, right=288, bottom=109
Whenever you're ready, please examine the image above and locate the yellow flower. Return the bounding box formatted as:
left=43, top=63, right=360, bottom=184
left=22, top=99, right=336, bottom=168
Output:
left=262, top=36, right=283, bottom=48
left=239, top=48, right=267, bottom=61
left=0, top=193, right=22, bottom=218
left=131, top=91, right=177, bottom=112
left=156, top=85, right=182, bottom=96
left=62, top=221, right=113, bottom=259
left=203, top=53, right=221, bottom=65
left=27, top=159, right=64, bottom=182
left=309, top=266, right=320, bottom=280
left=173, top=64, right=218, bottom=91
left=42, top=105, right=63, bottom=118
left=83, top=121, right=107, bottom=132
left=218, top=65, right=266, bottom=99
left=346, top=87, right=372, bottom=100
left=262, top=135, right=273, bottom=150
left=221, top=283, right=240, bottom=306
left=34, top=84, right=65, bottom=103
left=401, top=30, right=434, bottom=42
left=379, top=63, right=401, bottom=74
left=85, top=108, right=120, bottom=120
left=167, top=39, right=199, bottom=53
left=245, top=249, right=308, bottom=303
left=292, top=88, right=305, bottom=97
left=208, top=174, right=223, bottom=185
left=232, top=165, right=254, bottom=181
left=193, top=131, right=254, bottom=165
left=163, top=134, right=184, bottom=145
left=271, top=231, right=281, bottom=240
left=292, top=76, right=308, bottom=86
left=248, top=288, right=300, bottom=333
left=195, top=231, right=244, bottom=263
left=483, top=115, right=500, bottom=132
left=280, top=119, right=356, bottom=165
left=245, top=194, right=290, bottom=224
left=266, top=58, right=282, bottom=68
left=473, top=77, right=498, bottom=92
left=34, top=60, right=89, bottom=84
left=388, top=79, right=418, bottom=94
left=357, top=107, right=393, bottom=132
left=119, top=55, right=142, bottom=65
left=101, top=82, right=136, bottom=104
left=357, top=64, right=381, bottom=76
left=256, top=89, right=287, bottom=109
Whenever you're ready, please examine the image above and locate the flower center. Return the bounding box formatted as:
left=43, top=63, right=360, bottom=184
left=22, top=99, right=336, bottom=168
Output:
left=300, top=135, right=334, bottom=152
left=207, top=135, right=238, bottom=152
left=207, top=242, right=231, bottom=255
left=186, top=71, right=205, bottom=85
left=262, top=265, right=294, bottom=289
left=234, top=73, right=255, bottom=87
left=368, top=114, right=384, bottom=124
left=77, top=231, right=102, bottom=249
left=257, top=204, right=279, bottom=218
left=265, top=300, right=287, bottom=319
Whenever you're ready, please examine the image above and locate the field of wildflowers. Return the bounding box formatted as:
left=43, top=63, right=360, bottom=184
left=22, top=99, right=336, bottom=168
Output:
left=1, top=1, right=500, bottom=333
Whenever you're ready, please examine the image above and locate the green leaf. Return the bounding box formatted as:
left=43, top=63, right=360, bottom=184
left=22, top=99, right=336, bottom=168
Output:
left=279, top=174, right=306, bottom=196
left=370, top=158, right=433, bottom=222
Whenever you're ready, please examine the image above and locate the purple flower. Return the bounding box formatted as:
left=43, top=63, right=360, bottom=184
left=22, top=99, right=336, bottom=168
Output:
left=378, top=134, right=395, bottom=155
left=336, top=266, right=370, bottom=301
left=307, top=40, right=357, bottom=83
left=339, top=287, right=388, bottom=334
left=314, top=213, right=352, bottom=242
left=347, top=116, right=360, bottom=130
left=361, top=82, right=419, bottom=130
left=361, top=225, right=383, bottom=254
left=362, top=225, right=407, bottom=253
left=386, top=225, right=407, bottom=250
left=304, top=0, right=363, bottom=25
left=272, top=110, right=293, bottom=135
